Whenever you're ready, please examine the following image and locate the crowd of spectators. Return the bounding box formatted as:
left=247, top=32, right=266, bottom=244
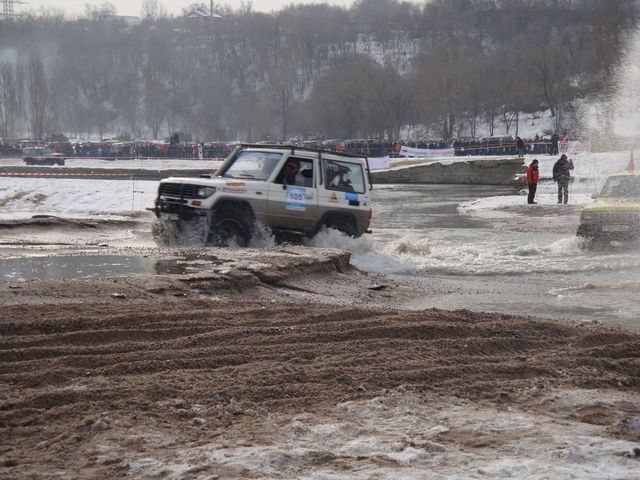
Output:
left=0, top=143, right=23, bottom=157
left=450, top=135, right=552, bottom=156
left=0, top=140, right=231, bottom=159
left=1, top=135, right=558, bottom=159
left=306, top=136, right=554, bottom=157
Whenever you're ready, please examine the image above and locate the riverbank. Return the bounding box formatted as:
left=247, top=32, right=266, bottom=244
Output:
left=371, top=157, right=525, bottom=185
left=1, top=237, right=639, bottom=478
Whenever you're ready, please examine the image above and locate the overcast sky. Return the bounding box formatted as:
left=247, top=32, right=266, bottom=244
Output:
left=22, top=0, right=353, bottom=17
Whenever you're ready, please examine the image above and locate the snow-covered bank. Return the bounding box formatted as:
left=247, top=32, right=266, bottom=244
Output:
left=0, top=157, right=223, bottom=171
left=386, top=150, right=633, bottom=184
left=0, top=177, right=157, bottom=221
left=459, top=190, right=594, bottom=213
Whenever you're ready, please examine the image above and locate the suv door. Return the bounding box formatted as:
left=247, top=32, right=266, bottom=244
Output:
left=320, top=157, right=367, bottom=203
left=318, top=157, right=369, bottom=232
left=266, top=155, right=319, bottom=231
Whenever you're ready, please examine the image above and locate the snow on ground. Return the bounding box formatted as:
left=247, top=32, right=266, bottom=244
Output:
left=126, top=390, right=640, bottom=480
left=459, top=189, right=595, bottom=215
left=0, top=177, right=158, bottom=221
left=388, top=150, right=632, bottom=180
left=0, top=157, right=223, bottom=170
left=403, top=110, right=557, bottom=140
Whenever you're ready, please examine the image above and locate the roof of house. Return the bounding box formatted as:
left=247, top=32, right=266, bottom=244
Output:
left=186, top=7, right=222, bottom=19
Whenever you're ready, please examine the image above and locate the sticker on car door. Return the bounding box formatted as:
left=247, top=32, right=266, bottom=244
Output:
left=286, top=186, right=306, bottom=211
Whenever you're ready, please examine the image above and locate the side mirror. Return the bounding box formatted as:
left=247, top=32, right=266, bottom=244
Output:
left=282, top=184, right=287, bottom=190
left=590, top=193, right=597, bottom=200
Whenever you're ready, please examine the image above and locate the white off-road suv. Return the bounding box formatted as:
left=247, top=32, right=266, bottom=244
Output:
left=152, top=144, right=373, bottom=245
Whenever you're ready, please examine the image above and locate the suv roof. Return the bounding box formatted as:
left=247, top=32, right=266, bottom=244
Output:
left=236, top=143, right=370, bottom=160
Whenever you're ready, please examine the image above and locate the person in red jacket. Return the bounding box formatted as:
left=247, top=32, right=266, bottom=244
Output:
left=526, top=159, right=539, bottom=204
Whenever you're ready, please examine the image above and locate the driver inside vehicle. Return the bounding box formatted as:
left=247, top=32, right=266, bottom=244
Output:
left=275, top=158, right=301, bottom=186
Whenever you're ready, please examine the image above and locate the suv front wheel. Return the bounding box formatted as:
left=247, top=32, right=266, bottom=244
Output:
left=207, top=204, right=254, bottom=246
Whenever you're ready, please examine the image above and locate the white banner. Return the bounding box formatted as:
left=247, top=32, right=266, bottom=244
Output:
left=367, top=156, right=391, bottom=170
left=399, top=146, right=455, bottom=158
left=559, top=141, right=591, bottom=156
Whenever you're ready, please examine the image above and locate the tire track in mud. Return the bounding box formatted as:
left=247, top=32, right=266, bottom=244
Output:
left=2, top=298, right=639, bottom=478
left=2, top=301, right=638, bottom=405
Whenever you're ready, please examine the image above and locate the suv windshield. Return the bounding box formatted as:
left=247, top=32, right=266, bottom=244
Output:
left=599, top=176, right=640, bottom=198
left=222, top=151, right=282, bottom=180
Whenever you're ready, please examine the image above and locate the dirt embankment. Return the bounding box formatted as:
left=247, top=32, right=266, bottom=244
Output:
left=1, top=261, right=639, bottom=478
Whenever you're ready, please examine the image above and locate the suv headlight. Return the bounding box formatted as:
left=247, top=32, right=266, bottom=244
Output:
left=196, top=187, right=216, bottom=198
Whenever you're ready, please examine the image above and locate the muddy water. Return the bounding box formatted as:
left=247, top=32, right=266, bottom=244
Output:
left=0, top=255, right=195, bottom=281
left=314, top=184, right=640, bottom=328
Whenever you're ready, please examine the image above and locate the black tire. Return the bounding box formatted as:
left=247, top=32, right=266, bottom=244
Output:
left=152, top=218, right=206, bottom=246
left=208, top=205, right=254, bottom=247
left=152, top=218, right=182, bottom=246
left=323, top=215, right=357, bottom=238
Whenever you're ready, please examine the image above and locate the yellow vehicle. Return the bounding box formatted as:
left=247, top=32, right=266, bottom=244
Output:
left=577, top=174, right=640, bottom=245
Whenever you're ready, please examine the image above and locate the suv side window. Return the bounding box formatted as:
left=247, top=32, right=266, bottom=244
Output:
left=323, top=160, right=365, bottom=193
left=274, top=156, right=314, bottom=187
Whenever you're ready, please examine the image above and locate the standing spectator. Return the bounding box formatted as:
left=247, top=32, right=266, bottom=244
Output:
left=516, top=136, right=525, bottom=157
left=552, top=154, right=574, bottom=204
left=550, top=132, right=560, bottom=155
left=526, top=159, right=539, bottom=204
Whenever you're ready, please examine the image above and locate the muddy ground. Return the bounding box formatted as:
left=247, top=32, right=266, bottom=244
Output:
left=1, top=218, right=639, bottom=479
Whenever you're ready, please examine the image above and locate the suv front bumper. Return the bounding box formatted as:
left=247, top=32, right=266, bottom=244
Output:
left=154, top=198, right=207, bottom=219
left=577, top=223, right=640, bottom=240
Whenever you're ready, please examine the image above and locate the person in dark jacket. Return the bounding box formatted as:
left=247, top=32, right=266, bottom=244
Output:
left=550, top=133, right=560, bottom=155
left=552, top=154, right=574, bottom=204
left=516, top=136, right=525, bottom=157
left=526, top=159, right=539, bottom=204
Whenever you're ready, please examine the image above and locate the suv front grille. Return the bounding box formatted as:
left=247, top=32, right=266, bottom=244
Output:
left=160, top=183, right=199, bottom=199
left=591, top=211, right=640, bottom=224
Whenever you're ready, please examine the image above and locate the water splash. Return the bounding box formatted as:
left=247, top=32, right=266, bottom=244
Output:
left=337, top=234, right=640, bottom=277
left=582, top=28, right=640, bottom=149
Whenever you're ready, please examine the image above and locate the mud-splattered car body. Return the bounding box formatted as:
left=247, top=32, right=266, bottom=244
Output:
left=577, top=174, right=640, bottom=244
left=153, top=144, right=372, bottom=245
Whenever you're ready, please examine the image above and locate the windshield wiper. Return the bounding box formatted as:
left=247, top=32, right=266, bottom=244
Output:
left=235, top=173, right=256, bottom=179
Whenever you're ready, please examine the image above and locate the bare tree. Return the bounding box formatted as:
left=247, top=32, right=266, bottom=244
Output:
left=143, top=68, right=168, bottom=139
left=1, top=0, right=636, bottom=142
left=415, top=39, right=467, bottom=139
left=141, top=0, right=167, bottom=22
left=372, top=65, right=415, bottom=141
left=27, top=52, right=51, bottom=140
left=264, top=47, right=299, bottom=141
left=84, top=2, right=116, bottom=21
left=0, top=62, right=18, bottom=138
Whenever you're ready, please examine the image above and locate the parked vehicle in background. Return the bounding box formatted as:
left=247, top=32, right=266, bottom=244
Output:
left=152, top=144, right=373, bottom=246
left=577, top=174, right=640, bottom=247
left=23, top=147, right=66, bottom=166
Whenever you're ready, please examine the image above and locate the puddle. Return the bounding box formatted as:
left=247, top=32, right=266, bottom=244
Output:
left=0, top=255, right=206, bottom=282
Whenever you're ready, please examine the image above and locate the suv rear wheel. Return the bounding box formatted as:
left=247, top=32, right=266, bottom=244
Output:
left=323, top=215, right=357, bottom=237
